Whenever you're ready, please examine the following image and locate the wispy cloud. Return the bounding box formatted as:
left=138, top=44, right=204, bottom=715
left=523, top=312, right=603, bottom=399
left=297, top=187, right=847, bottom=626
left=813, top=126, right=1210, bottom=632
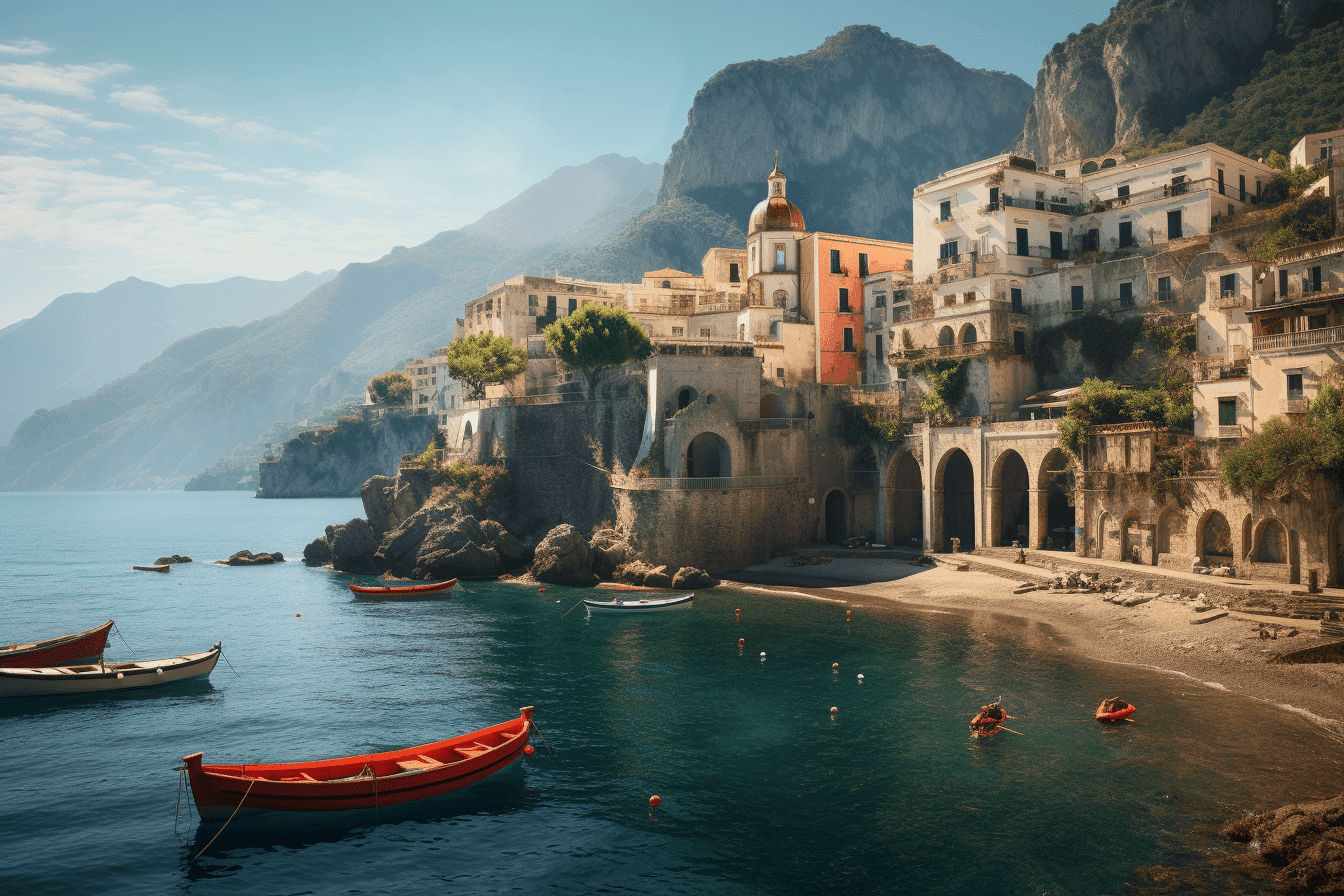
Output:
left=0, top=93, right=130, bottom=146
left=0, top=61, right=130, bottom=99
left=110, top=85, right=322, bottom=146
left=0, top=39, right=53, bottom=57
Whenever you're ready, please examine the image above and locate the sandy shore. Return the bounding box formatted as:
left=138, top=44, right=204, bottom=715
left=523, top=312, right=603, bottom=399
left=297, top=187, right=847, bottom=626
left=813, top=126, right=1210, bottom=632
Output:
left=724, top=554, right=1344, bottom=738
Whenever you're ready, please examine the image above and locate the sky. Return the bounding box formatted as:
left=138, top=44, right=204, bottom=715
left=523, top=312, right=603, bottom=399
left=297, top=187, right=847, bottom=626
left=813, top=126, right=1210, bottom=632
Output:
left=0, top=0, right=1115, bottom=328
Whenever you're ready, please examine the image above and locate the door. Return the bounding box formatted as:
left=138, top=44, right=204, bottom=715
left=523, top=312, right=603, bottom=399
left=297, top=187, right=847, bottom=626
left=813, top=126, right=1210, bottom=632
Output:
left=1016, top=228, right=1029, bottom=257
left=1167, top=210, right=1182, bottom=239
left=1049, top=231, right=1064, bottom=259
left=1119, top=221, right=1132, bottom=248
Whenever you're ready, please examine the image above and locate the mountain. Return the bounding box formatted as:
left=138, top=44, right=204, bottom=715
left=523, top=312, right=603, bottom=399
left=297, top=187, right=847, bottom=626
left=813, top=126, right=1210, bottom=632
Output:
left=0, top=271, right=334, bottom=446
left=1014, top=0, right=1343, bottom=163
left=0, top=155, right=662, bottom=491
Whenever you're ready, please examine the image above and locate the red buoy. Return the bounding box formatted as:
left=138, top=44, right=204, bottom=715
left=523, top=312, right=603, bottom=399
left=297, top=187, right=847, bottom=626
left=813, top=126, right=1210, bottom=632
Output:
left=830, top=706, right=838, bottom=714
left=296, top=613, right=301, bottom=617
left=524, top=744, right=534, bottom=755
left=738, top=638, right=745, bottom=647
left=649, top=795, right=661, bottom=807
left=539, top=588, right=546, bottom=593
left=846, top=610, right=851, bottom=617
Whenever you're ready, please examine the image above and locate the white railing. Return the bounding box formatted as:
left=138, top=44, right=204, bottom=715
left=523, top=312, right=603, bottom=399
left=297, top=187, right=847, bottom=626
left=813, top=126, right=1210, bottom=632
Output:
left=1253, top=324, right=1344, bottom=352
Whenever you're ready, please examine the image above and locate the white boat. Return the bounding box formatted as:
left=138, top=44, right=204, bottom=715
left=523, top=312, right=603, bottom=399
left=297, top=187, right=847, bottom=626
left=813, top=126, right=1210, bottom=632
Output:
left=0, top=642, right=221, bottom=698
left=583, top=594, right=693, bottom=615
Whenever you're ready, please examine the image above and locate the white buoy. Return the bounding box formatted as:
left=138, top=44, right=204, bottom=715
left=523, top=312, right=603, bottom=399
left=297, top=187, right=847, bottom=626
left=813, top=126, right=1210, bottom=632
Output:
left=156, top=668, right=163, bottom=675
left=116, top=672, right=124, bottom=679
left=857, top=673, right=864, bottom=682
left=760, top=651, right=766, bottom=662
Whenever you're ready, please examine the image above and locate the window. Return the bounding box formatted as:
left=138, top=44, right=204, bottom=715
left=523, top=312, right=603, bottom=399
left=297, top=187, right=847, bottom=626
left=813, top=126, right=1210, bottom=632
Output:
left=1168, top=209, right=1183, bottom=239
left=699, top=328, right=711, bottom=338
left=776, top=367, right=784, bottom=380
left=1014, top=331, right=1025, bottom=355
left=546, top=296, right=556, bottom=315
left=875, top=334, right=883, bottom=358
left=1119, top=282, right=1133, bottom=307
left=963, top=291, right=976, bottom=304
left=988, top=186, right=999, bottom=208
left=1049, top=231, right=1064, bottom=259
left=661, top=280, right=671, bottom=289
left=873, top=292, right=886, bottom=307
left=528, top=294, right=538, bottom=306
left=858, top=253, right=869, bottom=278
left=1071, top=284, right=1084, bottom=311
left=943, top=295, right=956, bottom=307
left=1157, top=276, right=1171, bottom=302
left=1085, top=228, right=1100, bottom=252
left=1239, top=174, right=1246, bottom=202
left=841, top=328, right=856, bottom=352
left=729, top=263, right=740, bottom=283
left=830, top=249, right=842, bottom=274
left=774, top=244, right=786, bottom=272
left=1010, top=287, right=1023, bottom=314
left=1220, top=273, right=1237, bottom=298
left=1217, top=168, right=1225, bottom=195
left=1256, top=179, right=1262, bottom=199
left=568, top=298, right=578, bottom=314
left=1171, top=174, right=1188, bottom=196
left=1117, top=184, right=1130, bottom=204
left=1055, top=169, right=1066, bottom=177
left=1287, top=373, right=1304, bottom=400
left=1309, top=314, right=1329, bottom=330
left=671, top=326, right=684, bottom=337
left=1279, top=268, right=1289, bottom=299
left=1016, top=228, right=1029, bottom=256
left=1308, top=266, right=1323, bottom=293
left=838, top=288, right=850, bottom=312
left=1119, top=221, right=1133, bottom=248
left=939, top=200, right=951, bottom=221
left=1035, top=189, right=1045, bottom=210
left=940, top=240, right=959, bottom=261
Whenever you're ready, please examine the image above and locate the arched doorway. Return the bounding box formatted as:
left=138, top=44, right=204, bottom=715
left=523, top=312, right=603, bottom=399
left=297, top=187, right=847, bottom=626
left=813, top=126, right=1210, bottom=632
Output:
left=851, top=447, right=877, bottom=541
left=1156, top=509, right=1184, bottom=557
left=676, top=386, right=698, bottom=411
left=1200, top=511, right=1233, bottom=564
left=1097, top=512, right=1113, bottom=559
left=760, top=393, right=781, bottom=418
left=888, top=451, right=923, bottom=549
left=825, top=490, right=847, bottom=544
left=1121, top=514, right=1142, bottom=564
left=1041, top=449, right=1075, bottom=550
left=939, top=448, right=975, bottom=552
left=995, top=450, right=1028, bottom=546
left=1255, top=519, right=1288, bottom=564
left=685, top=432, right=730, bottom=478
left=938, top=326, right=955, bottom=346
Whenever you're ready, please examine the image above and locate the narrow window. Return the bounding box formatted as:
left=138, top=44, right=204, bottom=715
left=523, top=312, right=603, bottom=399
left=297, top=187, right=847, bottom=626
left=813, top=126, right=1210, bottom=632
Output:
left=1035, top=189, right=1045, bottom=210
left=1217, top=168, right=1225, bottom=195
left=1086, top=228, right=1099, bottom=252
left=1119, top=282, right=1133, bottom=307
left=546, top=296, right=556, bottom=316
left=1238, top=174, right=1246, bottom=202
left=1049, top=231, right=1064, bottom=259
left=1168, top=209, right=1183, bottom=239
left=1010, top=287, right=1023, bottom=314
left=858, top=253, right=869, bottom=278
left=939, top=200, right=951, bottom=221
left=1013, top=330, right=1026, bottom=355
left=568, top=298, right=577, bottom=314
left=1157, top=276, right=1171, bottom=302
left=875, top=334, right=883, bottom=358
left=528, top=293, right=538, bottom=306
left=776, top=367, right=785, bottom=380
left=1287, top=373, right=1304, bottom=400
left=1279, top=268, right=1289, bottom=299
left=989, top=186, right=999, bottom=208
left=843, top=328, right=855, bottom=352
left=830, top=249, right=842, bottom=274
left=729, top=263, right=740, bottom=283
left=1220, top=273, right=1237, bottom=297
left=1119, top=221, right=1133, bottom=248
left=838, top=288, right=850, bottom=312
left=774, top=244, right=786, bottom=272
left=940, top=240, right=959, bottom=260
left=1015, top=228, right=1029, bottom=256
left=1117, top=185, right=1130, bottom=204
left=1256, top=179, right=1261, bottom=199
left=1309, top=266, right=1323, bottom=292
left=1071, top=284, right=1084, bottom=311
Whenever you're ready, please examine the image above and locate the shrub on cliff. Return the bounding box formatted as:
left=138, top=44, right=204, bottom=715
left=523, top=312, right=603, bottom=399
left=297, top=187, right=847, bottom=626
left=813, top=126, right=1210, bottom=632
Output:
left=431, top=462, right=512, bottom=517
left=367, top=371, right=411, bottom=406
left=442, top=334, right=527, bottom=401
left=543, top=305, right=652, bottom=399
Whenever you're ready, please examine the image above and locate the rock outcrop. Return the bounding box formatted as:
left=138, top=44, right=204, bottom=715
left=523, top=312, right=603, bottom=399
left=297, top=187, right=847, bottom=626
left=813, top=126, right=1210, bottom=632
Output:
left=217, top=550, right=284, bottom=566
left=325, top=518, right=380, bottom=574
left=1225, top=793, right=1344, bottom=893
left=531, top=524, right=597, bottom=586
left=1014, top=0, right=1331, bottom=163
left=256, top=413, right=438, bottom=498
left=154, top=554, right=192, bottom=565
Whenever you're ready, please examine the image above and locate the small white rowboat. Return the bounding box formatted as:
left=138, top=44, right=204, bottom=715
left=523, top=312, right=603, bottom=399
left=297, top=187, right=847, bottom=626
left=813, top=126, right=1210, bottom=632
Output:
left=583, top=594, right=693, bottom=615
left=0, top=642, right=221, bottom=698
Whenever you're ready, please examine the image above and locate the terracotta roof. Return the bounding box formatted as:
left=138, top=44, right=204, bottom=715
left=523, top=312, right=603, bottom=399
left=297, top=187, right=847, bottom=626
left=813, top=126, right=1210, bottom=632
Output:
left=645, top=268, right=694, bottom=278
left=748, top=196, right=806, bottom=235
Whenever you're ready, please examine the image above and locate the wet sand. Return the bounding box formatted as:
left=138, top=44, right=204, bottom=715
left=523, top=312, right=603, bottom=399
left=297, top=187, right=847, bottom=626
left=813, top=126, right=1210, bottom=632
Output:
left=725, top=555, right=1344, bottom=739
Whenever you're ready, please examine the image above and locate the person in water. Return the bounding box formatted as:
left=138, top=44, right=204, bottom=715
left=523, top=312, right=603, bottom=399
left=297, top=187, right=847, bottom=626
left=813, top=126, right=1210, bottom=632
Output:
left=970, top=702, right=1005, bottom=732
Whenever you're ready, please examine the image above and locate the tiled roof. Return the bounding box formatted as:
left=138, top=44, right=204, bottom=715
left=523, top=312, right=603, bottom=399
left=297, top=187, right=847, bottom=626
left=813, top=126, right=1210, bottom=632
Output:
left=645, top=268, right=694, bottom=278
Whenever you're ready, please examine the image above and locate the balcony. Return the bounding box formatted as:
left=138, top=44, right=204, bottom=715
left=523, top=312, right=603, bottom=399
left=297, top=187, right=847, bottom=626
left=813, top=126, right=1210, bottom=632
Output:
left=1217, top=424, right=1244, bottom=440
left=1213, top=291, right=1245, bottom=311
left=1253, top=324, right=1344, bottom=352
left=891, top=340, right=1008, bottom=361
left=1281, top=399, right=1308, bottom=415
left=1193, top=362, right=1248, bottom=383
left=999, top=194, right=1092, bottom=216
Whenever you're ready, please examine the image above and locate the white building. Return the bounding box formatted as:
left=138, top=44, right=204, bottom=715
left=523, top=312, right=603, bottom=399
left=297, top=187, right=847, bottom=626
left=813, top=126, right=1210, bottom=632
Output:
left=1290, top=128, right=1344, bottom=168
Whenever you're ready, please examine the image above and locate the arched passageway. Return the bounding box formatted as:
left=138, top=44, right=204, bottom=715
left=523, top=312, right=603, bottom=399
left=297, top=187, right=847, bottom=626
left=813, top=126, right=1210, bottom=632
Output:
left=760, top=393, right=781, bottom=418
left=685, top=432, right=730, bottom=478
left=676, top=386, right=698, bottom=411
left=995, top=450, right=1028, bottom=546
left=888, top=451, right=923, bottom=549
left=850, top=447, right=877, bottom=542
left=940, top=449, right=975, bottom=552
left=1121, top=514, right=1142, bottom=563
left=1156, top=509, right=1184, bottom=556
left=825, top=490, right=847, bottom=544
left=938, top=326, right=955, bottom=346
left=959, top=323, right=978, bottom=345
left=1200, top=511, right=1233, bottom=563
left=1255, top=519, right=1288, bottom=564
left=1041, top=449, right=1075, bottom=550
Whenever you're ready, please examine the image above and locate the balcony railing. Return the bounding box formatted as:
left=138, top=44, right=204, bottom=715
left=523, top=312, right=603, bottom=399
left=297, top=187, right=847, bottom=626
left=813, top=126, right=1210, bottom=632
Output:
left=1217, top=424, right=1244, bottom=440
left=892, top=340, right=1008, bottom=361
left=1193, top=362, right=1248, bottom=383
left=1253, top=324, right=1344, bottom=352
left=1281, top=399, right=1308, bottom=415
left=1213, top=292, right=1245, bottom=311
left=999, top=194, right=1092, bottom=216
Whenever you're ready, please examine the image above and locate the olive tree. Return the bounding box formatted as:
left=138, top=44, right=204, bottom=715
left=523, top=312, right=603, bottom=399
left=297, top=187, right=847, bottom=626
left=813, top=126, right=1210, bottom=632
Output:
left=442, top=334, right=527, bottom=401
left=543, top=304, right=653, bottom=399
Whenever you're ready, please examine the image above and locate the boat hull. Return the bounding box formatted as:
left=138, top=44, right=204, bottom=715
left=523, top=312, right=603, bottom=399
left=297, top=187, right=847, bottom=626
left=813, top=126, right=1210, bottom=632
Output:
left=0, top=643, right=220, bottom=698
left=0, top=621, right=114, bottom=669
left=1096, top=703, right=1137, bottom=723
left=583, top=594, right=693, bottom=614
left=350, top=578, right=457, bottom=599
left=185, top=707, right=533, bottom=820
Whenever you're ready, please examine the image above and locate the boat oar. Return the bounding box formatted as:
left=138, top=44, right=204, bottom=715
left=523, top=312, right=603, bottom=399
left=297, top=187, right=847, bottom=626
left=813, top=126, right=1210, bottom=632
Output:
left=560, top=599, right=586, bottom=618
left=997, top=726, right=1026, bottom=736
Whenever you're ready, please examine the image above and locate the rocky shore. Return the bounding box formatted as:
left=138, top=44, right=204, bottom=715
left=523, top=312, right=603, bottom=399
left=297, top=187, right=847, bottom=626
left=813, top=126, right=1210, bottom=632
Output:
left=302, top=472, right=713, bottom=589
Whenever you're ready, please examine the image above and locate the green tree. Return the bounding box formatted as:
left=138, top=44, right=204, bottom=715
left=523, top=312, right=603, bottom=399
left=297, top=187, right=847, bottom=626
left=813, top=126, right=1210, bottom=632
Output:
left=543, top=304, right=653, bottom=399
left=442, top=334, right=527, bottom=401
left=367, top=371, right=412, bottom=406
left=1221, top=366, right=1344, bottom=497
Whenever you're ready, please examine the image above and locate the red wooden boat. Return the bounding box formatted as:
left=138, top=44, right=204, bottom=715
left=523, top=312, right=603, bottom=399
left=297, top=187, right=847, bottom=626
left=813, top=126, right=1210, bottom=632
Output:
left=349, top=578, right=457, bottom=599
left=1096, top=698, right=1137, bottom=723
left=184, top=706, right=533, bottom=820
left=0, top=621, right=114, bottom=669
left=969, top=704, right=1007, bottom=739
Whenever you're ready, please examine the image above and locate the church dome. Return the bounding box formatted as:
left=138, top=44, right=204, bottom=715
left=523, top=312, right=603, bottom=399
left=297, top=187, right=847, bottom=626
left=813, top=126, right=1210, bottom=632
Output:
left=748, top=196, right=805, bottom=235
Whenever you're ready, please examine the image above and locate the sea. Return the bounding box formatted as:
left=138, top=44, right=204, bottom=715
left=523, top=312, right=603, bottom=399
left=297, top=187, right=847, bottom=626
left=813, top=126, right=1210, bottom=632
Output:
left=2, top=491, right=1343, bottom=896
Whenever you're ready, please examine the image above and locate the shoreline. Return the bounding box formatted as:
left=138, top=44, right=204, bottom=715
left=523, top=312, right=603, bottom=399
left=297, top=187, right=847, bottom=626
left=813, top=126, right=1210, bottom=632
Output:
left=722, top=556, right=1344, bottom=740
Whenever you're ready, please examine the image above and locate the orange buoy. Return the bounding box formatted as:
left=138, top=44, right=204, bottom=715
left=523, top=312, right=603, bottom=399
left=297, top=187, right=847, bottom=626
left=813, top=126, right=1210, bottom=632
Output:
left=832, top=663, right=839, bottom=672
left=649, top=795, right=661, bottom=807
left=735, top=608, right=741, bottom=619
left=738, top=638, right=745, bottom=646
left=540, top=588, right=546, bottom=593
left=830, top=706, right=838, bottom=714
left=296, top=613, right=301, bottom=617
left=524, top=744, right=534, bottom=755
left=846, top=610, right=851, bottom=618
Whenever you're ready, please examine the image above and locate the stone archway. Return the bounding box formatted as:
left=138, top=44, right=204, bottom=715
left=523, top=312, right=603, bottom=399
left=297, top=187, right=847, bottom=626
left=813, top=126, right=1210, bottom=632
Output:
left=993, top=449, right=1029, bottom=546
left=1121, top=513, right=1142, bottom=564
left=1200, top=510, right=1233, bottom=564
left=676, top=386, right=699, bottom=411
left=1254, top=518, right=1288, bottom=564
left=959, top=322, right=978, bottom=345
left=939, top=448, right=975, bottom=552
left=887, top=450, right=923, bottom=549
left=1040, top=448, right=1075, bottom=551
left=1156, top=508, right=1184, bottom=558
left=1097, top=511, right=1114, bottom=559
left=760, top=393, right=781, bottom=418
left=685, top=431, right=730, bottom=478
left=825, top=489, right=847, bottom=544
left=938, top=326, right=955, bottom=346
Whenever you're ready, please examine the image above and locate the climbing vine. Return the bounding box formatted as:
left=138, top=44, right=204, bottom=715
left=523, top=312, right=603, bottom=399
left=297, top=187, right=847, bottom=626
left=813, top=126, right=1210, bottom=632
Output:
left=837, top=403, right=907, bottom=449
left=901, top=358, right=969, bottom=423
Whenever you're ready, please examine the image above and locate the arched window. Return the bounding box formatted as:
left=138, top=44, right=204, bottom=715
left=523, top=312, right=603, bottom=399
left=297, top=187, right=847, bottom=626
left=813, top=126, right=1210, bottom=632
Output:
left=773, top=289, right=789, bottom=308
left=938, top=326, right=955, bottom=346
left=960, top=324, right=978, bottom=344
left=662, top=280, right=671, bottom=289
left=1081, top=160, right=1099, bottom=175
left=1100, top=158, right=1117, bottom=169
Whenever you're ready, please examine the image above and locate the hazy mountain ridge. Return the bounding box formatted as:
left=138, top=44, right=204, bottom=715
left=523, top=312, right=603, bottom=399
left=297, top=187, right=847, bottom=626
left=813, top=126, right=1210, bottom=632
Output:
left=0, top=270, right=335, bottom=447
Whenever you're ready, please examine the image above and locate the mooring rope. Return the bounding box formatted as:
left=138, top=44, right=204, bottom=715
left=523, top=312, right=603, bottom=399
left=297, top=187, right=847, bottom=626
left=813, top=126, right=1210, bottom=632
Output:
left=173, top=766, right=185, bottom=835
left=531, top=721, right=556, bottom=757
left=219, top=648, right=241, bottom=678
left=112, top=623, right=138, bottom=660
left=191, top=778, right=255, bottom=861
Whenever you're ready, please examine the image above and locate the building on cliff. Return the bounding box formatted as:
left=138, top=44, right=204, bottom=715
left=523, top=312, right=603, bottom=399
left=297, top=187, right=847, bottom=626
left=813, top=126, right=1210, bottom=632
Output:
left=1290, top=128, right=1344, bottom=169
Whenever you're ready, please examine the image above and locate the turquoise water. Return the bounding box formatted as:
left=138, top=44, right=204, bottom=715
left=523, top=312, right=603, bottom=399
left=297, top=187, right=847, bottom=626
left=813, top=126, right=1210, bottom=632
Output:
left=2, top=492, right=1342, bottom=895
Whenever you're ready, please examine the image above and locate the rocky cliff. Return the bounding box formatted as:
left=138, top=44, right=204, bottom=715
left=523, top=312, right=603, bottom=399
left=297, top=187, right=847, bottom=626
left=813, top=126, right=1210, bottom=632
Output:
left=1015, top=0, right=1337, bottom=163
left=256, top=412, right=438, bottom=498
left=651, top=25, right=1033, bottom=245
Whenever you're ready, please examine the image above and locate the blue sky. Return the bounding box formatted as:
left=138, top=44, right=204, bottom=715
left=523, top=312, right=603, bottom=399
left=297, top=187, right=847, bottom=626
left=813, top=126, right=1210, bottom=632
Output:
left=0, top=0, right=1114, bottom=327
